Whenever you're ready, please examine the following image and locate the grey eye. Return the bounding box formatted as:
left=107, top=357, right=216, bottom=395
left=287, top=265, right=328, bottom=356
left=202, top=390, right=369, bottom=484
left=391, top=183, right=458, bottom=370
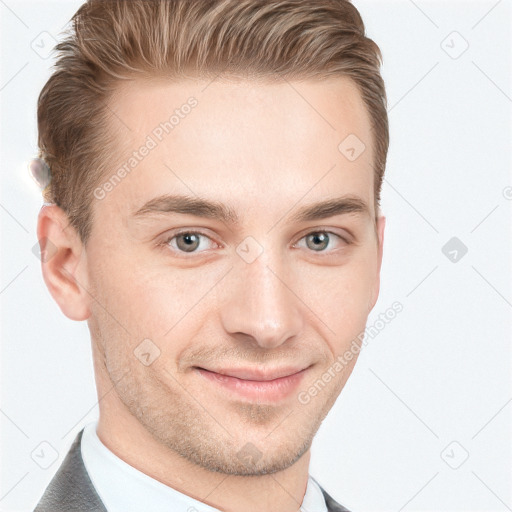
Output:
left=305, top=232, right=330, bottom=251
left=176, top=233, right=201, bottom=252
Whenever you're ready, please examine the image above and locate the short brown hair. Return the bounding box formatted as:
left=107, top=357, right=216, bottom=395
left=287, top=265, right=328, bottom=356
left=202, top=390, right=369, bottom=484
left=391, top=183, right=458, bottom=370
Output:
left=37, top=0, right=388, bottom=245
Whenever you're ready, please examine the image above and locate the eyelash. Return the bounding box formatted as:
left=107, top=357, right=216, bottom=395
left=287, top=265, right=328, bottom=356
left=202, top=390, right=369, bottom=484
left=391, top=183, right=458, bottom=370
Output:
left=159, top=229, right=352, bottom=257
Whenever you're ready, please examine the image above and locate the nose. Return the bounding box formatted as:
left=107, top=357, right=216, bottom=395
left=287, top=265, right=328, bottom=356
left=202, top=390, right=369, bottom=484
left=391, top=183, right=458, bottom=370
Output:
left=219, top=251, right=304, bottom=350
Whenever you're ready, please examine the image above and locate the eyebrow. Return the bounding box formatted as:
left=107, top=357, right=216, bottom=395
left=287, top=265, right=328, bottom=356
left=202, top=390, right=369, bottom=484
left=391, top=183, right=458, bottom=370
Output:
left=133, top=194, right=239, bottom=224
left=132, top=193, right=370, bottom=224
left=288, top=196, right=370, bottom=223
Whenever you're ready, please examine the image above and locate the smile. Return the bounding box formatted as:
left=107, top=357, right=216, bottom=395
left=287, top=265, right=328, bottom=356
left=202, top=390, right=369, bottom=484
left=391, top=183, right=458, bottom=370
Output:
left=194, top=366, right=310, bottom=402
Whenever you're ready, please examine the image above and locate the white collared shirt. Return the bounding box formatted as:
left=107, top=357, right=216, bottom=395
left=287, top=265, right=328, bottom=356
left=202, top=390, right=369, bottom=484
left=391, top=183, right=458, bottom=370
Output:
left=80, top=421, right=327, bottom=512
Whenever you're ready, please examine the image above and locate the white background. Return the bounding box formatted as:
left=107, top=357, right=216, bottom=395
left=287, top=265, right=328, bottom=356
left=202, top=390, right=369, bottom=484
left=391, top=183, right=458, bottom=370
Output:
left=1, top=1, right=511, bottom=511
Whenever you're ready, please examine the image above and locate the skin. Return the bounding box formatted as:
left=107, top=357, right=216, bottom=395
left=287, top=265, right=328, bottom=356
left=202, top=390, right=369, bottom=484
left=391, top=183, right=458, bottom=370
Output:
left=38, top=76, right=385, bottom=512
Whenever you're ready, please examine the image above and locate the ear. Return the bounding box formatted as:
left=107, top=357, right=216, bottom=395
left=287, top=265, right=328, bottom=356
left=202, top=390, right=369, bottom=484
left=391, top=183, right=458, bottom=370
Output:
left=36, top=205, right=91, bottom=321
left=368, top=214, right=386, bottom=313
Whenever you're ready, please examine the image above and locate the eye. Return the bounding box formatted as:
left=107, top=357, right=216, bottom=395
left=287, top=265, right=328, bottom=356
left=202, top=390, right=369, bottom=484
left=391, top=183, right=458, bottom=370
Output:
left=163, top=231, right=218, bottom=255
left=159, top=229, right=350, bottom=257
left=295, top=231, right=349, bottom=253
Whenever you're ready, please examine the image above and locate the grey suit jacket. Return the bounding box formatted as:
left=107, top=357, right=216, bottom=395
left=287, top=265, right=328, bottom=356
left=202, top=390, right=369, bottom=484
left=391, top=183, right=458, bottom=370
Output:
left=34, top=429, right=351, bottom=512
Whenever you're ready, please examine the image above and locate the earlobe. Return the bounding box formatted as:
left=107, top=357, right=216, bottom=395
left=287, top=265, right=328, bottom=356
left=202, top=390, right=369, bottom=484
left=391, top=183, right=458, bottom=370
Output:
left=37, top=205, right=91, bottom=321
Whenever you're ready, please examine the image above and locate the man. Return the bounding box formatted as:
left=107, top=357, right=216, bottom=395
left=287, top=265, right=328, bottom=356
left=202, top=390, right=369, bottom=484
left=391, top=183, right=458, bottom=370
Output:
left=33, top=0, right=388, bottom=510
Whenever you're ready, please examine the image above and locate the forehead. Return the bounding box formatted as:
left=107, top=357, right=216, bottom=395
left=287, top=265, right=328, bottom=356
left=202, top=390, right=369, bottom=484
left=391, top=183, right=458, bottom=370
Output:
left=99, top=76, right=375, bottom=221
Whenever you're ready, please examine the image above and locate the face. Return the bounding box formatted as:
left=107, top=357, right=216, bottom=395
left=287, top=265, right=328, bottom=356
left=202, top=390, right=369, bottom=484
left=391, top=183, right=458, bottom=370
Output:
left=83, top=76, right=384, bottom=475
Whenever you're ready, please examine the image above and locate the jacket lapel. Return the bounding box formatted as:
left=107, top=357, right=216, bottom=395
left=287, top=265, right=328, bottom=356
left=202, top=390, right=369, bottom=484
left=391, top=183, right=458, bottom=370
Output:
left=320, top=486, right=352, bottom=512
left=33, top=429, right=106, bottom=512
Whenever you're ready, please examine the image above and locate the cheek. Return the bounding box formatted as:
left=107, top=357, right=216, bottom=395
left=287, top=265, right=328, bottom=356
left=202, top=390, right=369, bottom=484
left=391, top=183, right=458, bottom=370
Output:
left=296, top=255, right=376, bottom=345
left=93, top=251, right=230, bottom=344
left=87, top=248, right=169, bottom=339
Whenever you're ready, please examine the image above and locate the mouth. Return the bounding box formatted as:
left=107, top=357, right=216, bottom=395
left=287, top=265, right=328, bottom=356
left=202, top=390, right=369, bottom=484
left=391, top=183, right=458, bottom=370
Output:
left=193, top=365, right=311, bottom=402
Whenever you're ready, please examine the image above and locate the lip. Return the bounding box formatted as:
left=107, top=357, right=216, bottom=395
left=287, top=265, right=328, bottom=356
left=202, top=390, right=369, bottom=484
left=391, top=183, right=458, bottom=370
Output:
left=194, top=365, right=310, bottom=402
left=198, top=366, right=308, bottom=381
